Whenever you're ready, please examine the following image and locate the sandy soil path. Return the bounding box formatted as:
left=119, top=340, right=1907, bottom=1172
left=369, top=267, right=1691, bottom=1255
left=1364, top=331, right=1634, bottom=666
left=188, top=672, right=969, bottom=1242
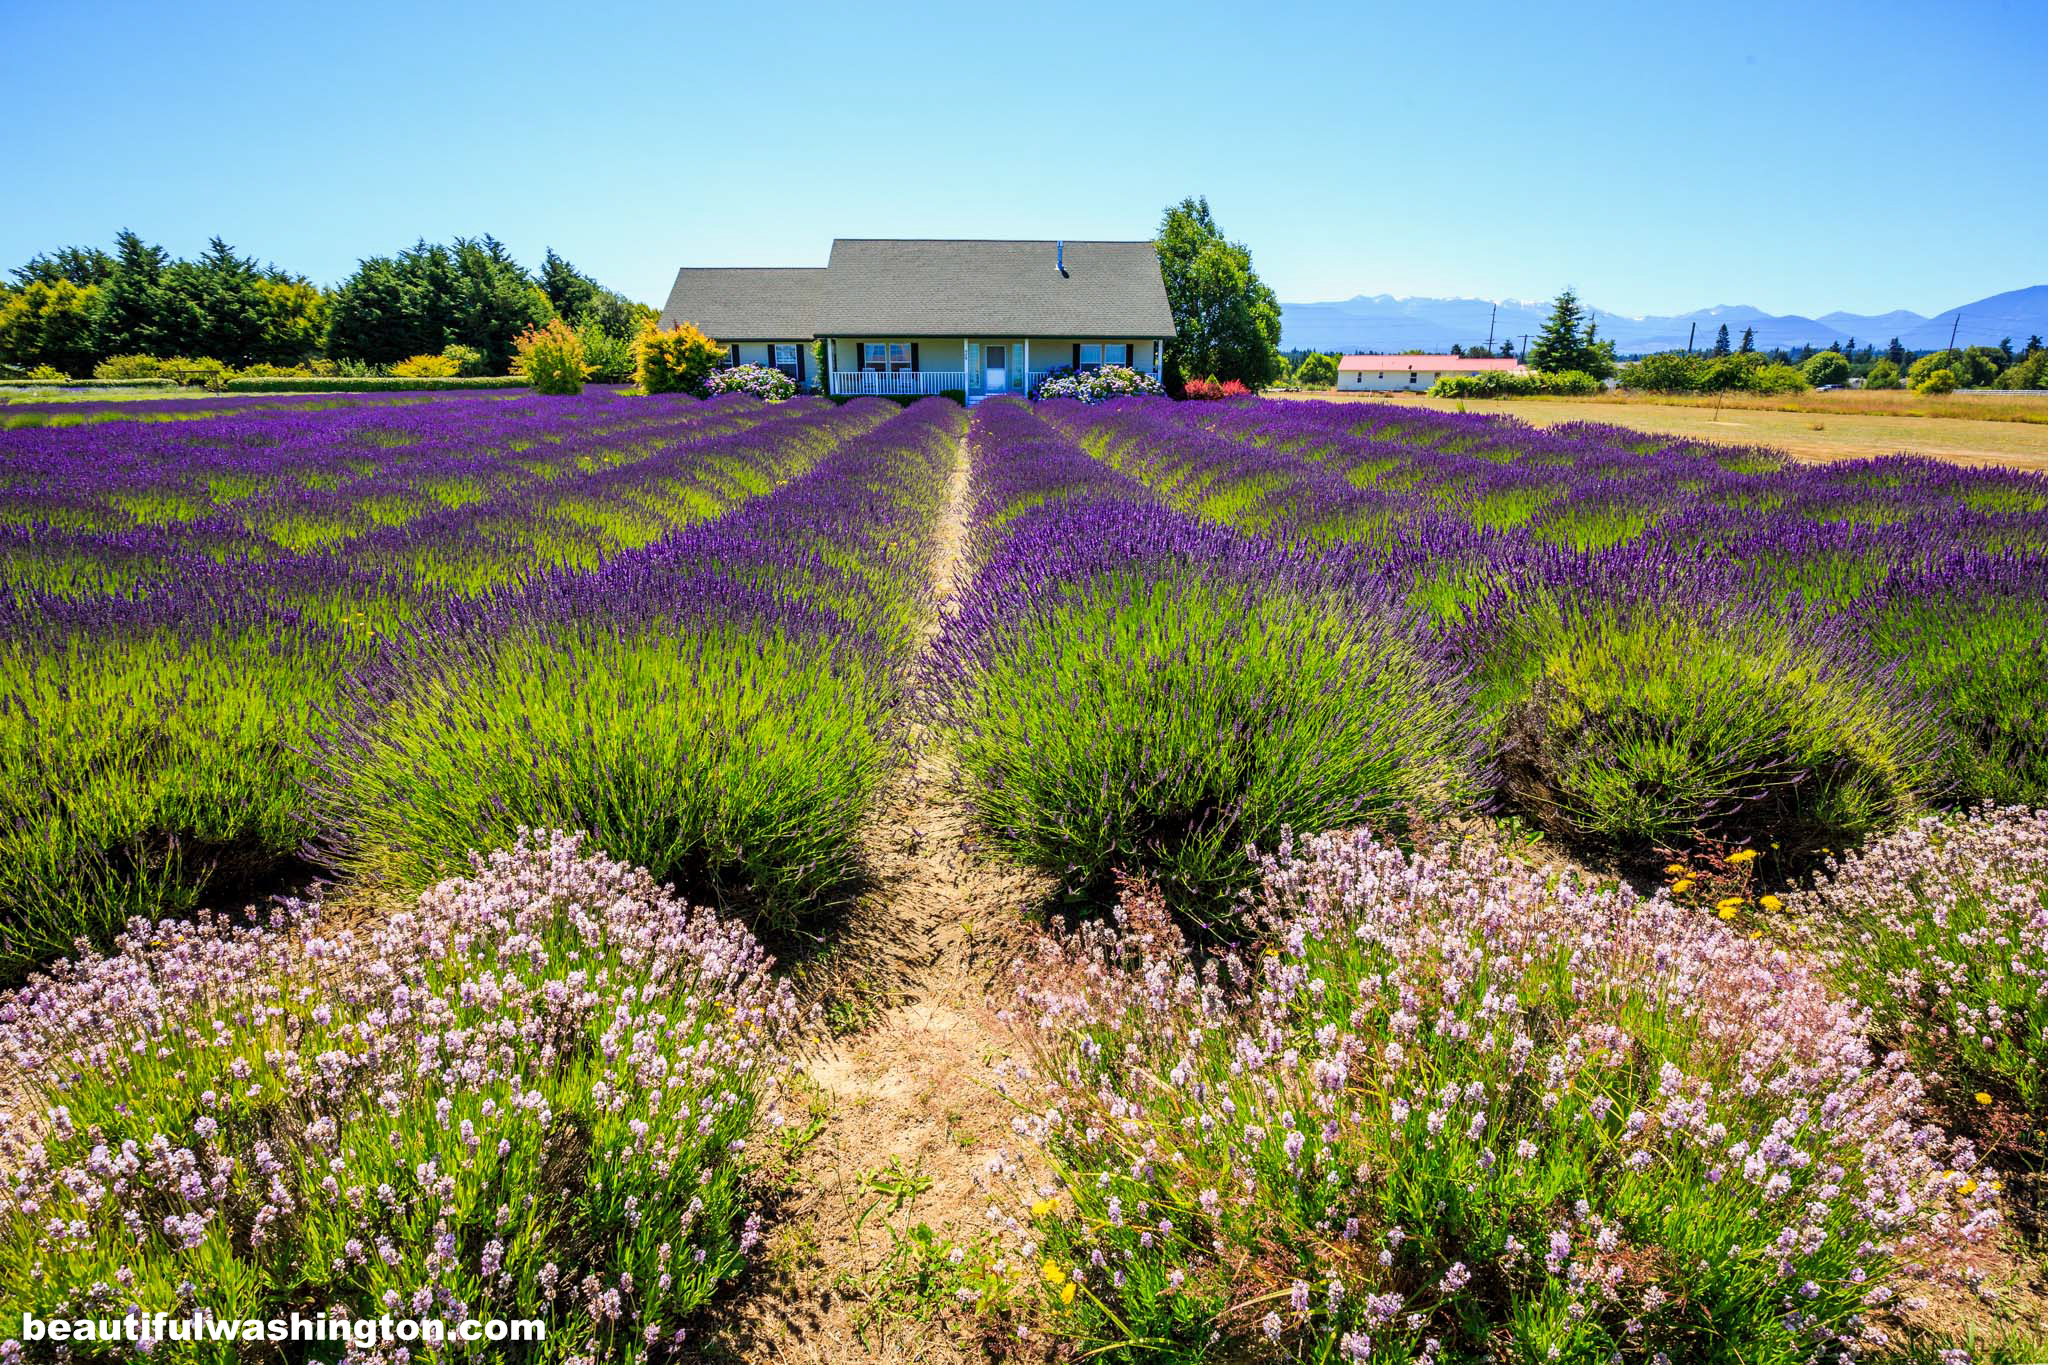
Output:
left=697, top=435, right=1051, bottom=1363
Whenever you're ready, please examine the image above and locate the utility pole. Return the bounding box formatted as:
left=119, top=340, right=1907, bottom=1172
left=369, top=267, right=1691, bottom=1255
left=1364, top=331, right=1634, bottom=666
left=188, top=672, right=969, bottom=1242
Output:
left=1946, top=312, right=1962, bottom=367
left=1486, top=304, right=1497, bottom=353
left=1686, top=321, right=1696, bottom=354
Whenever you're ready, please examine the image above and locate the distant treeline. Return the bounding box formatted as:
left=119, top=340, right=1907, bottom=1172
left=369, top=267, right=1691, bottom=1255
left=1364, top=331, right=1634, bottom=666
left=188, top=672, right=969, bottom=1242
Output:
left=0, top=231, right=654, bottom=380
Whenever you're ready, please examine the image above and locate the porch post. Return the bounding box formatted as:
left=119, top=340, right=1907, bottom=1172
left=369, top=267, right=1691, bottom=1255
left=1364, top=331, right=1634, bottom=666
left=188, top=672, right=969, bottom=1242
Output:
left=1022, top=339, right=1030, bottom=398
left=962, top=338, right=969, bottom=399
left=828, top=339, right=837, bottom=396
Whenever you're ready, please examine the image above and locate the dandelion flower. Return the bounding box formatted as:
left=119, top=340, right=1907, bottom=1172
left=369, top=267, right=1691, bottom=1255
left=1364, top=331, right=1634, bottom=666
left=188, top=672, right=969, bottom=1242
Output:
left=1671, top=879, right=1694, bottom=893
left=1958, top=1178, right=1978, bottom=1195
left=1728, top=849, right=1758, bottom=864
left=1758, top=894, right=1782, bottom=912
left=1718, top=906, right=1739, bottom=920
left=1974, top=1093, right=1992, bottom=1105
left=1060, top=1281, right=1077, bottom=1305
left=1042, top=1261, right=1066, bottom=1285
left=1663, top=864, right=1687, bottom=876
left=1031, top=1199, right=1053, bottom=1217
left=1715, top=896, right=1744, bottom=912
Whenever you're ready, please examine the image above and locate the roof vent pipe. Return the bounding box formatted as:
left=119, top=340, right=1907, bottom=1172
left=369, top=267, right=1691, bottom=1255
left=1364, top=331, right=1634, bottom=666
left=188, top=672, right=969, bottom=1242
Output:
left=1056, top=240, right=1066, bottom=276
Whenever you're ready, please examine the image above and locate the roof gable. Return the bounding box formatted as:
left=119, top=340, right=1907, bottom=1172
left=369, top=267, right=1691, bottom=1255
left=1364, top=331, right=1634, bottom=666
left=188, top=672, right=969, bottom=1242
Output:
left=658, top=267, right=825, bottom=340
left=817, top=239, right=1175, bottom=337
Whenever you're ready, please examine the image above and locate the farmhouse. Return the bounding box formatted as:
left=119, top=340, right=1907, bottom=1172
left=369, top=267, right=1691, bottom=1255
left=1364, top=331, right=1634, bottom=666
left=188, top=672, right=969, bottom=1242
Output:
left=659, top=239, right=1175, bottom=402
left=1337, top=354, right=1527, bottom=392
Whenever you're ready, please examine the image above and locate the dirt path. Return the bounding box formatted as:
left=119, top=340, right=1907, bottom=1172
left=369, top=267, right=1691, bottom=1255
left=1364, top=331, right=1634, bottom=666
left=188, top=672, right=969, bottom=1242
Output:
left=700, top=435, right=1053, bottom=1363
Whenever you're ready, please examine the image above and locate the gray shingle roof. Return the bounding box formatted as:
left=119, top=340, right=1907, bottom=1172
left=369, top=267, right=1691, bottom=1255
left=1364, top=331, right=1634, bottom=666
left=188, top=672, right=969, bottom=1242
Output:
left=818, top=240, right=1174, bottom=337
left=657, top=267, right=825, bottom=340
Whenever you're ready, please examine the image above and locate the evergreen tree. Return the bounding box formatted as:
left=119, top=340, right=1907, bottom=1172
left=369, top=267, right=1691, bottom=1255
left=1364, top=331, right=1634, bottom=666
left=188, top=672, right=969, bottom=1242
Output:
left=97, top=230, right=173, bottom=358
left=2025, top=335, right=2044, bottom=357
left=1156, top=196, right=1283, bottom=391
left=1499, top=338, right=1515, bottom=360
left=1528, top=290, right=1614, bottom=378
left=539, top=249, right=600, bottom=326
left=10, top=247, right=116, bottom=289
left=1528, top=289, right=1588, bottom=373
left=1712, top=323, right=1731, bottom=357
left=1887, top=337, right=1907, bottom=366
left=158, top=238, right=274, bottom=364
left=1737, top=325, right=1755, bottom=353
left=327, top=237, right=550, bottom=371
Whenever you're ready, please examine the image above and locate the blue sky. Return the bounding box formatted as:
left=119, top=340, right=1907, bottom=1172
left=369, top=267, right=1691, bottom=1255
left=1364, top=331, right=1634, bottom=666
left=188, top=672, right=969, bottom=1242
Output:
left=9, top=0, right=2044, bottom=317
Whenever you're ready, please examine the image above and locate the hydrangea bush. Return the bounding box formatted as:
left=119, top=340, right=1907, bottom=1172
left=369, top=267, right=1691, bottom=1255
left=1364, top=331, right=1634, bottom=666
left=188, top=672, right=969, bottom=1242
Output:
left=700, top=363, right=796, bottom=402
left=0, top=829, right=799, bottom=1359
left=1030, top=364, right=1164, bottom=404
left=997, top=828, right=2001, bottom=1363
left=1797, top=805, right=2048, bottom=1159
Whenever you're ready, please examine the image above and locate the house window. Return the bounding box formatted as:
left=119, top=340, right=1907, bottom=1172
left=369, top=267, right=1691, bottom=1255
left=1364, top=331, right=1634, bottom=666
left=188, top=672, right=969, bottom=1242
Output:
left=1077, top=343, right=1131, bottom=369
left=773, top=344, right=799, bottom=378
left=1408, top=371, right=1418, bottom=383
left=863, top=342, right=913, bottom=373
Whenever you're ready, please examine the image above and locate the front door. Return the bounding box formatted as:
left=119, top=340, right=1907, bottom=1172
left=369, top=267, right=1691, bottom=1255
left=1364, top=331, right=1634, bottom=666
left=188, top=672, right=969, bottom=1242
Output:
left=985, top=345, right=1007, bottom=393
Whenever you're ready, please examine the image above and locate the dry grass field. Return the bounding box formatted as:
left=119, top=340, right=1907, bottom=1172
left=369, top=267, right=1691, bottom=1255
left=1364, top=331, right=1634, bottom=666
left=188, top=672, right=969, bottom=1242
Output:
left=1272, top=388, right=2048, bottom=469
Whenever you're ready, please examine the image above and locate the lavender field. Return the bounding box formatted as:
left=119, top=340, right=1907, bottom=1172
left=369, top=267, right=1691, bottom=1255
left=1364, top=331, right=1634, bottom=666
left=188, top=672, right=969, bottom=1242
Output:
left=0, top=389, right=2042, bottom=1362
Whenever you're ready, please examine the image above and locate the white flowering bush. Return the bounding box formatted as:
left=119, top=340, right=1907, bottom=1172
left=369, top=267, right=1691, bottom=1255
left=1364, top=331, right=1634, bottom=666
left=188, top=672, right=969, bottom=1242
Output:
left=996, top=829, right=2001, bottom=1363
left=0, top=830, right=798, bottom=1359
left=1031, top=365, right=1165, bottom=404
left=699, top=363, right=796, bottom=402
left=1799, top=805, right=2048, bottom=1165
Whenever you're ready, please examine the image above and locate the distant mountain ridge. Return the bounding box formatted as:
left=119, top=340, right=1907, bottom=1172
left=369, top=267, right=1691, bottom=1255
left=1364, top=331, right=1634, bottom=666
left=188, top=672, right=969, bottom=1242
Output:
left=1280, top=285, right=2048, bottom=356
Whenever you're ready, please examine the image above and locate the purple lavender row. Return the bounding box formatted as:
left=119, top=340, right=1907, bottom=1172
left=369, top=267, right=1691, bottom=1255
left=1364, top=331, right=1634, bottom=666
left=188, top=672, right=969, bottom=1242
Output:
left=305, top=398, right=965, bottom=929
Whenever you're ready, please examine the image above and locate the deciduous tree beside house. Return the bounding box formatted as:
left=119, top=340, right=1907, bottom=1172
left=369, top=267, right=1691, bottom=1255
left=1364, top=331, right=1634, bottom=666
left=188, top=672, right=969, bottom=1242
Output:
left=1155, top=197, right=1282, bottom=393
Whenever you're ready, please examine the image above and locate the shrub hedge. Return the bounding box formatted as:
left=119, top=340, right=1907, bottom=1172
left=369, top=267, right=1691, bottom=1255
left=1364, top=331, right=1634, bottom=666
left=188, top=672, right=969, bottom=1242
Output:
left=1429, top=369, right=1601, bottom=398
left=220, top=376, right=530, bottom=392
left=0, top=377, right=177, bottom=390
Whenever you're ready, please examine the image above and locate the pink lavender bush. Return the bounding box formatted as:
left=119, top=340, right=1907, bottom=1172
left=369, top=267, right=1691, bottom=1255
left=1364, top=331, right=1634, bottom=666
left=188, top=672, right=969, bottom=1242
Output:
left=1798, top=806, right=2048, bottom=1151
left=0, top=829, right=798, bottom=1358
left=997, top=829, right=2001, bottom=1362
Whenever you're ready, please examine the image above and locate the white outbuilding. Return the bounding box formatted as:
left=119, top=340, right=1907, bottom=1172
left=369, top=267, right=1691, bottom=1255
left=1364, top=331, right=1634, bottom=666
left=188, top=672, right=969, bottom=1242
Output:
left=1336, top=354, right=1527, bottom=392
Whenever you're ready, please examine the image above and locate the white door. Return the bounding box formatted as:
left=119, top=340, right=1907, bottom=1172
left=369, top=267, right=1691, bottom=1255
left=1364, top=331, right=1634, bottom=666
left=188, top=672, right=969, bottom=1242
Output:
left=985, top=345, right=1007, bottom=393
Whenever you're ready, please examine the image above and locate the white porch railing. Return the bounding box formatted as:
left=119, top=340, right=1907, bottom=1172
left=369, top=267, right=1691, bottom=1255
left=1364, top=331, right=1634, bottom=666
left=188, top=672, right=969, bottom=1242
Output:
left=831, top=370, right=967, bottom=396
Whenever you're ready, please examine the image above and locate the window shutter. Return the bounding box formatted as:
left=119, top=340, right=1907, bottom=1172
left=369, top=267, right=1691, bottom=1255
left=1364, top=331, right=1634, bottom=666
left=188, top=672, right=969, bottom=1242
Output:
left=1072, top=344, right=1081, bottom=368
left=910, top=342, right=919, bottom=371
left=796, top=344, right=805, bottom=383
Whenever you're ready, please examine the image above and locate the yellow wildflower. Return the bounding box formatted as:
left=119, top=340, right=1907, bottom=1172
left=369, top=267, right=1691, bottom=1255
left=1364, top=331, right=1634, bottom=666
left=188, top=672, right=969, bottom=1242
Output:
left=1663, top=863, right=1687, bottom=876
left=1671, top=879, right=1695, bottom=894
left=1727, top=849, right=1758, bottom=865
left=1716, top=897, right=1744, bottom=912
left=1718, top=906, right=1739, bottom=921
left=1758, top=894, right=1782, bottom=912
left=1042, top=1261, right=1066, bottom=1285
left=1060, top=1281, right=1077, bottom=1305
left=1031, top=1199, right=1053, bottom=1217
left=1975, top=1092, right=1993, bottom=1105
left=1958, top=1178, right=1978, bottom=1195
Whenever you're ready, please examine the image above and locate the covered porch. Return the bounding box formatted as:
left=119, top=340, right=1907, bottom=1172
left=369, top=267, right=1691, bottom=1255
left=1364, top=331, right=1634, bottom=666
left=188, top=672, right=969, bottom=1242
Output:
left=825, top=337, right=1161, bottom=403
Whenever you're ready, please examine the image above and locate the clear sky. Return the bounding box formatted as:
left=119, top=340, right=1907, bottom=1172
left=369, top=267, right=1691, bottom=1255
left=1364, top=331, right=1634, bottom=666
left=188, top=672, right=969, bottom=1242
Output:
left=9, top=0, right=2044, bottom=318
